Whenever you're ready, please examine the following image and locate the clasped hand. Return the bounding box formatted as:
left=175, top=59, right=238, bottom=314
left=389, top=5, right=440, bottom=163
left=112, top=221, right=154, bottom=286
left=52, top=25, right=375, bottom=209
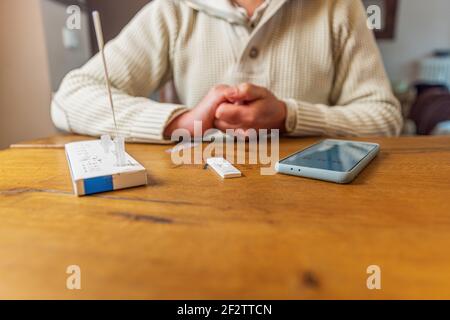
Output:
left=164, top=83, right=287, bottom=138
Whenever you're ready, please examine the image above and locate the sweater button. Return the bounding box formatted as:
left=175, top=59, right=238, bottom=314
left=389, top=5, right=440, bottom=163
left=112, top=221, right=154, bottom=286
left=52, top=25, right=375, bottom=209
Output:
left=249, top=47, right=259, bottom=59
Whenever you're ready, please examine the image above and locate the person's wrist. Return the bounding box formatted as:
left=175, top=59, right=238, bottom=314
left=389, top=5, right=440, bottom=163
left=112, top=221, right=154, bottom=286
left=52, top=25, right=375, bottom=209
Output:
left=199, top=102, right=219, bottom=127
left=164, top=110, right=193, bottom=138
left=277, top=100, right=287, bottom=133
left=190, top=105, right=216, bottom=133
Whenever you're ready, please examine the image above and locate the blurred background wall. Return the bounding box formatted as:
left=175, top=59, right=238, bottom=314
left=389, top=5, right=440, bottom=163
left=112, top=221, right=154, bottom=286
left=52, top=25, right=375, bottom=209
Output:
left=0, top=0, right=56, bottom=149
left=41, top=0, right=92, bottom=91
left=378, top=0, right=450, bottom=83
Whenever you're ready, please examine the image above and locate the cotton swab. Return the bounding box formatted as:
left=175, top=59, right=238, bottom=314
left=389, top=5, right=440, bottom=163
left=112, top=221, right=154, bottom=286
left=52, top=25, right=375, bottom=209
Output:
left=92, top=11, right=119, bottom=137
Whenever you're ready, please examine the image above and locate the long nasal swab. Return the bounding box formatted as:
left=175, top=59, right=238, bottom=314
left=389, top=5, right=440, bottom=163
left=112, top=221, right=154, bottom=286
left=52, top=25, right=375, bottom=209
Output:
left=92, top=11, right=119, bottom=137
left=92, top=11, right=126, bottom=166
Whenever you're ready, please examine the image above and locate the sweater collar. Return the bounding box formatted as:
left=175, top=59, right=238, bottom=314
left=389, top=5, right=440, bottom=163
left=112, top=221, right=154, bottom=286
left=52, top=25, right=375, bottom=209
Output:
left=182, top=0, right=288, bottom=25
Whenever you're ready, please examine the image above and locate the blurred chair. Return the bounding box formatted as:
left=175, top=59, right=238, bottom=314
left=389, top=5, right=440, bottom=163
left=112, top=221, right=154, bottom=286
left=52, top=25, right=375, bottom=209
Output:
left=409, top=84, right=450, bottom=135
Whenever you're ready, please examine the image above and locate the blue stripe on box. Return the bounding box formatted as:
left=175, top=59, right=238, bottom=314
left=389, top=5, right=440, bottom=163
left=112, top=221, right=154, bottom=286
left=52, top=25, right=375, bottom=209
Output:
left=83, top=175, right=114, bottom=195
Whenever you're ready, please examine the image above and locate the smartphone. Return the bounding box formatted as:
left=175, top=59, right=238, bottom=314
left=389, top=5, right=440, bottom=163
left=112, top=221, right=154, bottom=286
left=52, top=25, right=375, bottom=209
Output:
left=275, top=139, right=380, bottom=184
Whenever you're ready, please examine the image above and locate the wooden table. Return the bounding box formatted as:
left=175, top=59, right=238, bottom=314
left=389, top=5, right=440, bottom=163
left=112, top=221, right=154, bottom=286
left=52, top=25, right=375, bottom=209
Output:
left=1, top=134, right=450, bottom=299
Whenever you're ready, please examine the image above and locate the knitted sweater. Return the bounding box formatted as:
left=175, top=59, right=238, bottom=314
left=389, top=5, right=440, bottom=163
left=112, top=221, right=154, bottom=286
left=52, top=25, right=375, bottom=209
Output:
left=51, top=0, right=403, bottom=143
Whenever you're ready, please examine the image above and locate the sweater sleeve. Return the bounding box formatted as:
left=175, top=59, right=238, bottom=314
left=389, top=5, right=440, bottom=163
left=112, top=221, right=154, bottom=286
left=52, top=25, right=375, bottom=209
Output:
left=51, top=0, right=187, bottom=143
left=283, top=0, right=403, bottom=137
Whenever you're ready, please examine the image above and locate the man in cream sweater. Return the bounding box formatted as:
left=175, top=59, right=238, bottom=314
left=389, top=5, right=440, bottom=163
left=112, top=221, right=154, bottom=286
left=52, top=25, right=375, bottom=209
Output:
left=51, top=0, right=403, bottom=143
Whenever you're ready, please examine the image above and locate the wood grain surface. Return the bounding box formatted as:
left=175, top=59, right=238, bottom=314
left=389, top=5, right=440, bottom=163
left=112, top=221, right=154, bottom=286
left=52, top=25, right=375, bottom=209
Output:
left=1, top=134, right=450, bottom=299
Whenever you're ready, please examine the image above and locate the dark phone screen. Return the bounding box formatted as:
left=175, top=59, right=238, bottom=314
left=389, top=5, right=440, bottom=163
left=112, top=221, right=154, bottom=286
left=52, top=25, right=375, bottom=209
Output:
left=280, top=140, right=377, bottom=172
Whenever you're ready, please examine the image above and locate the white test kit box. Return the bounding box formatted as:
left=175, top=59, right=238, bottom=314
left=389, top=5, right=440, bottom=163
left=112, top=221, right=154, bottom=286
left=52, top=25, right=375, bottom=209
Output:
left=65, top=140, right=148, bottom=196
